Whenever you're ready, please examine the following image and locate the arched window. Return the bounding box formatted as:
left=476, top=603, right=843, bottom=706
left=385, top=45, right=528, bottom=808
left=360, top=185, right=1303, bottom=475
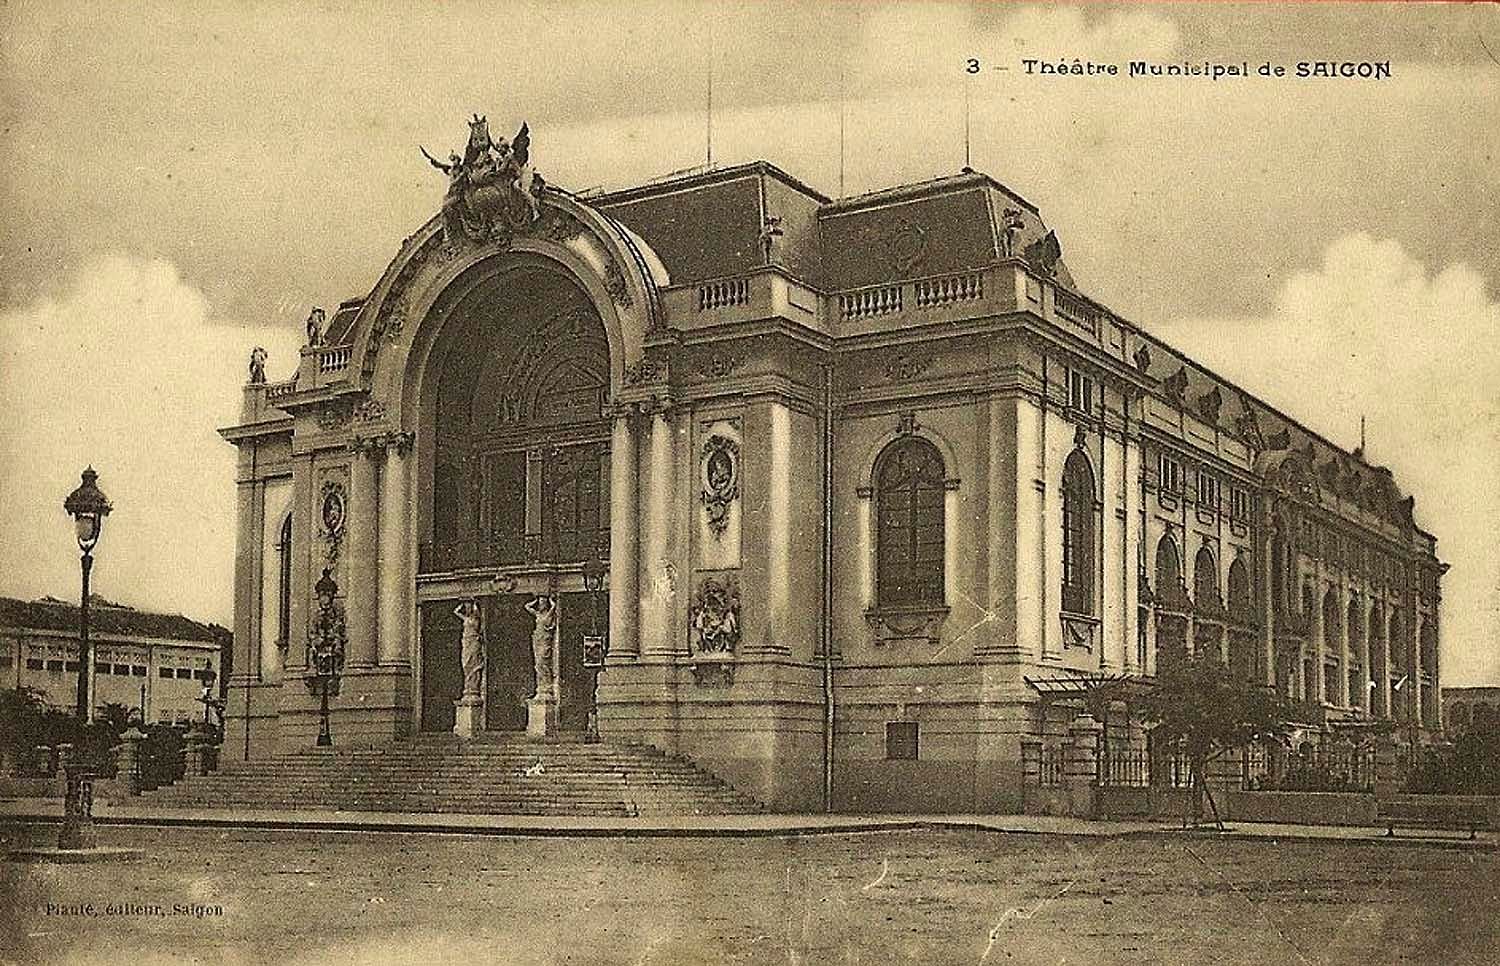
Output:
left=1194, top=546, right=1220, bottom=608
left=875, top=437, right=946, bottom=607
left=276, top=513, right=293, bottom=649
left=1154, top=536, right=1181, bottom=594
left=1227, top=556, right=1251, bottom=617
left=1061, top=450, right=1096, bottom=615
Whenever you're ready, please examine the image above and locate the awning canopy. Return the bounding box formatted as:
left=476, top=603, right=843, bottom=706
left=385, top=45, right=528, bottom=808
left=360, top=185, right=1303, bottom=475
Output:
left=1023, top=671, right=1154, bottom=701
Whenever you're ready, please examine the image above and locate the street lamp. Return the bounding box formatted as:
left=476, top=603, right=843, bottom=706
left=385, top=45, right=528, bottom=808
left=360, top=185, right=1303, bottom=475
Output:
left=63, top=467, right=112, bottom=722
left=59, top=466, right=111, bottom=851
left=580, top=554, right=608, bottom=743
left=306, top=568, right=346, bottom=747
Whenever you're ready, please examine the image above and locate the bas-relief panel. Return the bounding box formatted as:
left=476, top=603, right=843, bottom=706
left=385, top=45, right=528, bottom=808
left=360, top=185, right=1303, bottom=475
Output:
left=696, top=417, right=742, bottom=571
left=314, top=464, right=350, bottom=594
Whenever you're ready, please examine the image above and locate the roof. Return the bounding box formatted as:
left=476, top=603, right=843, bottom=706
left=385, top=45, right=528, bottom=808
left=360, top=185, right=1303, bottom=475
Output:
left=0, top=595, right=227, bottom=644
left=593, top=161, right=1071, bottom=290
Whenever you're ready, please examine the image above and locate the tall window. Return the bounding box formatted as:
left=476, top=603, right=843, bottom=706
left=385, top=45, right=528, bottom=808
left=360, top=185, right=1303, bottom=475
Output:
left=1196, top=471, right=1221, bottom=512
left=1158, top=452, right=1183, bottom=494
left=876, top=437, right=946, bottom=607
left=1067, top=368, right=1094, bottom=414
left=276, top=514, right=292, bottom=648
left=1061, top=450, right=1096, bottom=615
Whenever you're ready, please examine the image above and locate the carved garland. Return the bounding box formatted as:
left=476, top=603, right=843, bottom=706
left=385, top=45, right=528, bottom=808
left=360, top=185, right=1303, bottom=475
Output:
left=699, top=435, right=741, bottom=538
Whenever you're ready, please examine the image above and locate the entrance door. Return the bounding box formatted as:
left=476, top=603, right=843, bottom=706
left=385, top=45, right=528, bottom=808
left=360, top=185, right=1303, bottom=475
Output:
left=419, top=602, right=462, bottom=732
left=557, top=591, right=600, bottom=733
left=484, top=594, right=535, bottom=731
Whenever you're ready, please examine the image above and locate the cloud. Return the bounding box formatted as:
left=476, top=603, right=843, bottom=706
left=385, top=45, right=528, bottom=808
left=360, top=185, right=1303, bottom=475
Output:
left=1151, top=233, right=1500, bottom=686
left=0, top=254, right=300, bottom=625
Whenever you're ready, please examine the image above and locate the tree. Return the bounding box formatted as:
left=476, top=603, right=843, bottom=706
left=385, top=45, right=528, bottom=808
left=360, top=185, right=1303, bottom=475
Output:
left=1138, top=654, right=1292, bottom=828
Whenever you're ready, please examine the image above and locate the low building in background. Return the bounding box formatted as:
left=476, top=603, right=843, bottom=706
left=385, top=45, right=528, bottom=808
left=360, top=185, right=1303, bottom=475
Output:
left=0, top=595, right=230, bottom=726
left=1442, top=686, right=1500, bottom=737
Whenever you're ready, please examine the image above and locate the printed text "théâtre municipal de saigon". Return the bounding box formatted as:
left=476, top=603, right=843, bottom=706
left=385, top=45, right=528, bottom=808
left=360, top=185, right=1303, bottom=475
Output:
left=1019, top=59, right=1392, bottom=81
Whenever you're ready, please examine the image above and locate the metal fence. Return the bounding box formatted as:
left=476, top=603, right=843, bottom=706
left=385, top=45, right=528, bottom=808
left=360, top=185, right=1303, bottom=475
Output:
left=1039, top=746, right=1065, bottom=786
left=1096, top=749, right=1151, bottom=787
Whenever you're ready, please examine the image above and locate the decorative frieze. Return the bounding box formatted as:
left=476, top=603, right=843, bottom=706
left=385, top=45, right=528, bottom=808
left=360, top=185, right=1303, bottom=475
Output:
left=883, top=353, right=930, bottom=381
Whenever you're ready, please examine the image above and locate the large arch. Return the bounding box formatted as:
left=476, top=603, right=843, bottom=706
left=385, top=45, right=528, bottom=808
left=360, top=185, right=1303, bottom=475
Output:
left=336, top=193, right=671, bottom=736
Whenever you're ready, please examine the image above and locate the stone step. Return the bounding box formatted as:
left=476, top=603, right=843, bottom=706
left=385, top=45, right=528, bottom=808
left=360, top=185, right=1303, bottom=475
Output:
left=142, top=737, right=763, bottom=815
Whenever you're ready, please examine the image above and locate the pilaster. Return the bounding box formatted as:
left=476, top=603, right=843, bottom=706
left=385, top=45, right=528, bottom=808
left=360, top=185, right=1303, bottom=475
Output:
left=377, top=432, right=414, bottom=666
left=608, top=410, right=640, bottom=659
left=346, top=442, right=380, bottom=667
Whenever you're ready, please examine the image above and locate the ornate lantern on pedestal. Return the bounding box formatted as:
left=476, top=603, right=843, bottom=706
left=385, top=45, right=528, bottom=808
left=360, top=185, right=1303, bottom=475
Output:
left=306, top=568, right=347, bottom=747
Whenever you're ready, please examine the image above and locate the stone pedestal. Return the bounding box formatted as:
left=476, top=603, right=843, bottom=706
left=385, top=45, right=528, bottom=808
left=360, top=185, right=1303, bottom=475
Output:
left=453, top=696, right=485, bottom=739
left=115, top=727, right=146, bottom=797
left=184, top=727, right=211, bottom=778
left=526, top=697, right=558, bottom=739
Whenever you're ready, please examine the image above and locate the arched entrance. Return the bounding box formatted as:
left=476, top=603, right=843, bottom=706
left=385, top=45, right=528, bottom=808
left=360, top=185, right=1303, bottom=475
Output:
left=415, top=259, right=613, bottom=734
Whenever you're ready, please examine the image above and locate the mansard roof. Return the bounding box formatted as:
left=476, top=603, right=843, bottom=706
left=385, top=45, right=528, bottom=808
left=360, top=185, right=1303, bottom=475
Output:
left=0, top=595, right=227, bottom=644
left=591, top=161, right=1073, bottom=291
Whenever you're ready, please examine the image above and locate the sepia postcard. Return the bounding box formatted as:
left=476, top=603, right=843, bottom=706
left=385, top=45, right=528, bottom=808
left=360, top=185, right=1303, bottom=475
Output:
left=1, top=2, right=1497, bottom=964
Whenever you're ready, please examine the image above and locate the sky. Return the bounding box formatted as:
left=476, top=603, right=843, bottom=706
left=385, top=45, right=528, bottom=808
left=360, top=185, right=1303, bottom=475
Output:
left=0, top=1, right=1496, bottom=684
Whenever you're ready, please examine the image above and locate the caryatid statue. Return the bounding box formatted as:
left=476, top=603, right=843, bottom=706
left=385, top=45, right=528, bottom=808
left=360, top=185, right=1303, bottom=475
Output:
left=455, top=599, right=484, bottom=699
left=523, top=594, right=558, bottom=701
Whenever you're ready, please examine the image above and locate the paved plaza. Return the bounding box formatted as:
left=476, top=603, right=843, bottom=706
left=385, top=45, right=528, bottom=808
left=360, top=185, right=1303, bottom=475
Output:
left=3, top=822, right=1496, bottom=965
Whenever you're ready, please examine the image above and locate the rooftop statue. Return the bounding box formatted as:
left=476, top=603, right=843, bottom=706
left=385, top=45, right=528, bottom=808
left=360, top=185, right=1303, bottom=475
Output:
left=421, top=115, right=543, bottom=247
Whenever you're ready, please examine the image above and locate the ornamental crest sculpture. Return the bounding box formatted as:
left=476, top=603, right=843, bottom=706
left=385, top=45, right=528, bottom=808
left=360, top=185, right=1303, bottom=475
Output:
left=319, top=480, right=347, bottom=564
left=422, top=115, right=543, bottom=247
left=699, top=435, right=740, bottom=538
left=690, top=575, right=740, bottom=656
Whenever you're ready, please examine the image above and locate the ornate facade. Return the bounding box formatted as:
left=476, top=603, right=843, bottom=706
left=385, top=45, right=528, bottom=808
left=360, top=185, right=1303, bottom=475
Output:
left=222, top=129, right=1445, bottom=811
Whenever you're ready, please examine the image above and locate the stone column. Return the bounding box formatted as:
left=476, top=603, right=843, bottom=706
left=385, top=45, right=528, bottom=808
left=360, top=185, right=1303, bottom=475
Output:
left=608, top=412, right=640, bottom=659
left=1310, top=581, right=1325, bottom=706
left=1259, top=522, right=1276, bottom=688
left=346, top=442, right=380, bottom=667
left=286, top=457, right=314, bottom=672
left=640, top=410, right=678, bottom=658
left=1412, top=610, right=1425, bottom=731
left=1374, top=614, right=1390, bottom=719
left=377, top=433, right=413, bottom=666
left=231, top=479, right=260, bottom=685
left=1336, top=584, right=1350, bottom=707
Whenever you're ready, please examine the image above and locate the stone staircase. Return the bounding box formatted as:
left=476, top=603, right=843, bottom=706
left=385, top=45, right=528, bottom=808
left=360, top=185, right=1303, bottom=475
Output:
left=141, top=735, right=763, bottom=817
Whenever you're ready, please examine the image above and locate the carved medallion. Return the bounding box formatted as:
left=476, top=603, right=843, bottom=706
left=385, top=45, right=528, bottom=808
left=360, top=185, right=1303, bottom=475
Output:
left=882, top=222, right=928, bottom=275
left=319, top=481, right=347, bottom=564
left=690, top=575, right=740, bottom=656
left=699, top=435, right=741, bottom=538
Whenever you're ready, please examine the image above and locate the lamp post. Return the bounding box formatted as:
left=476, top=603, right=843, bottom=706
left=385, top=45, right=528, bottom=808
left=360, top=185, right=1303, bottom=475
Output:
left=60, top=467, right=112, bottom=850
left=306, top=568, right=346, bottom=747
left=64, top=467, right=112, bottom=722
left=580, top=554, right=607, bottom=743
